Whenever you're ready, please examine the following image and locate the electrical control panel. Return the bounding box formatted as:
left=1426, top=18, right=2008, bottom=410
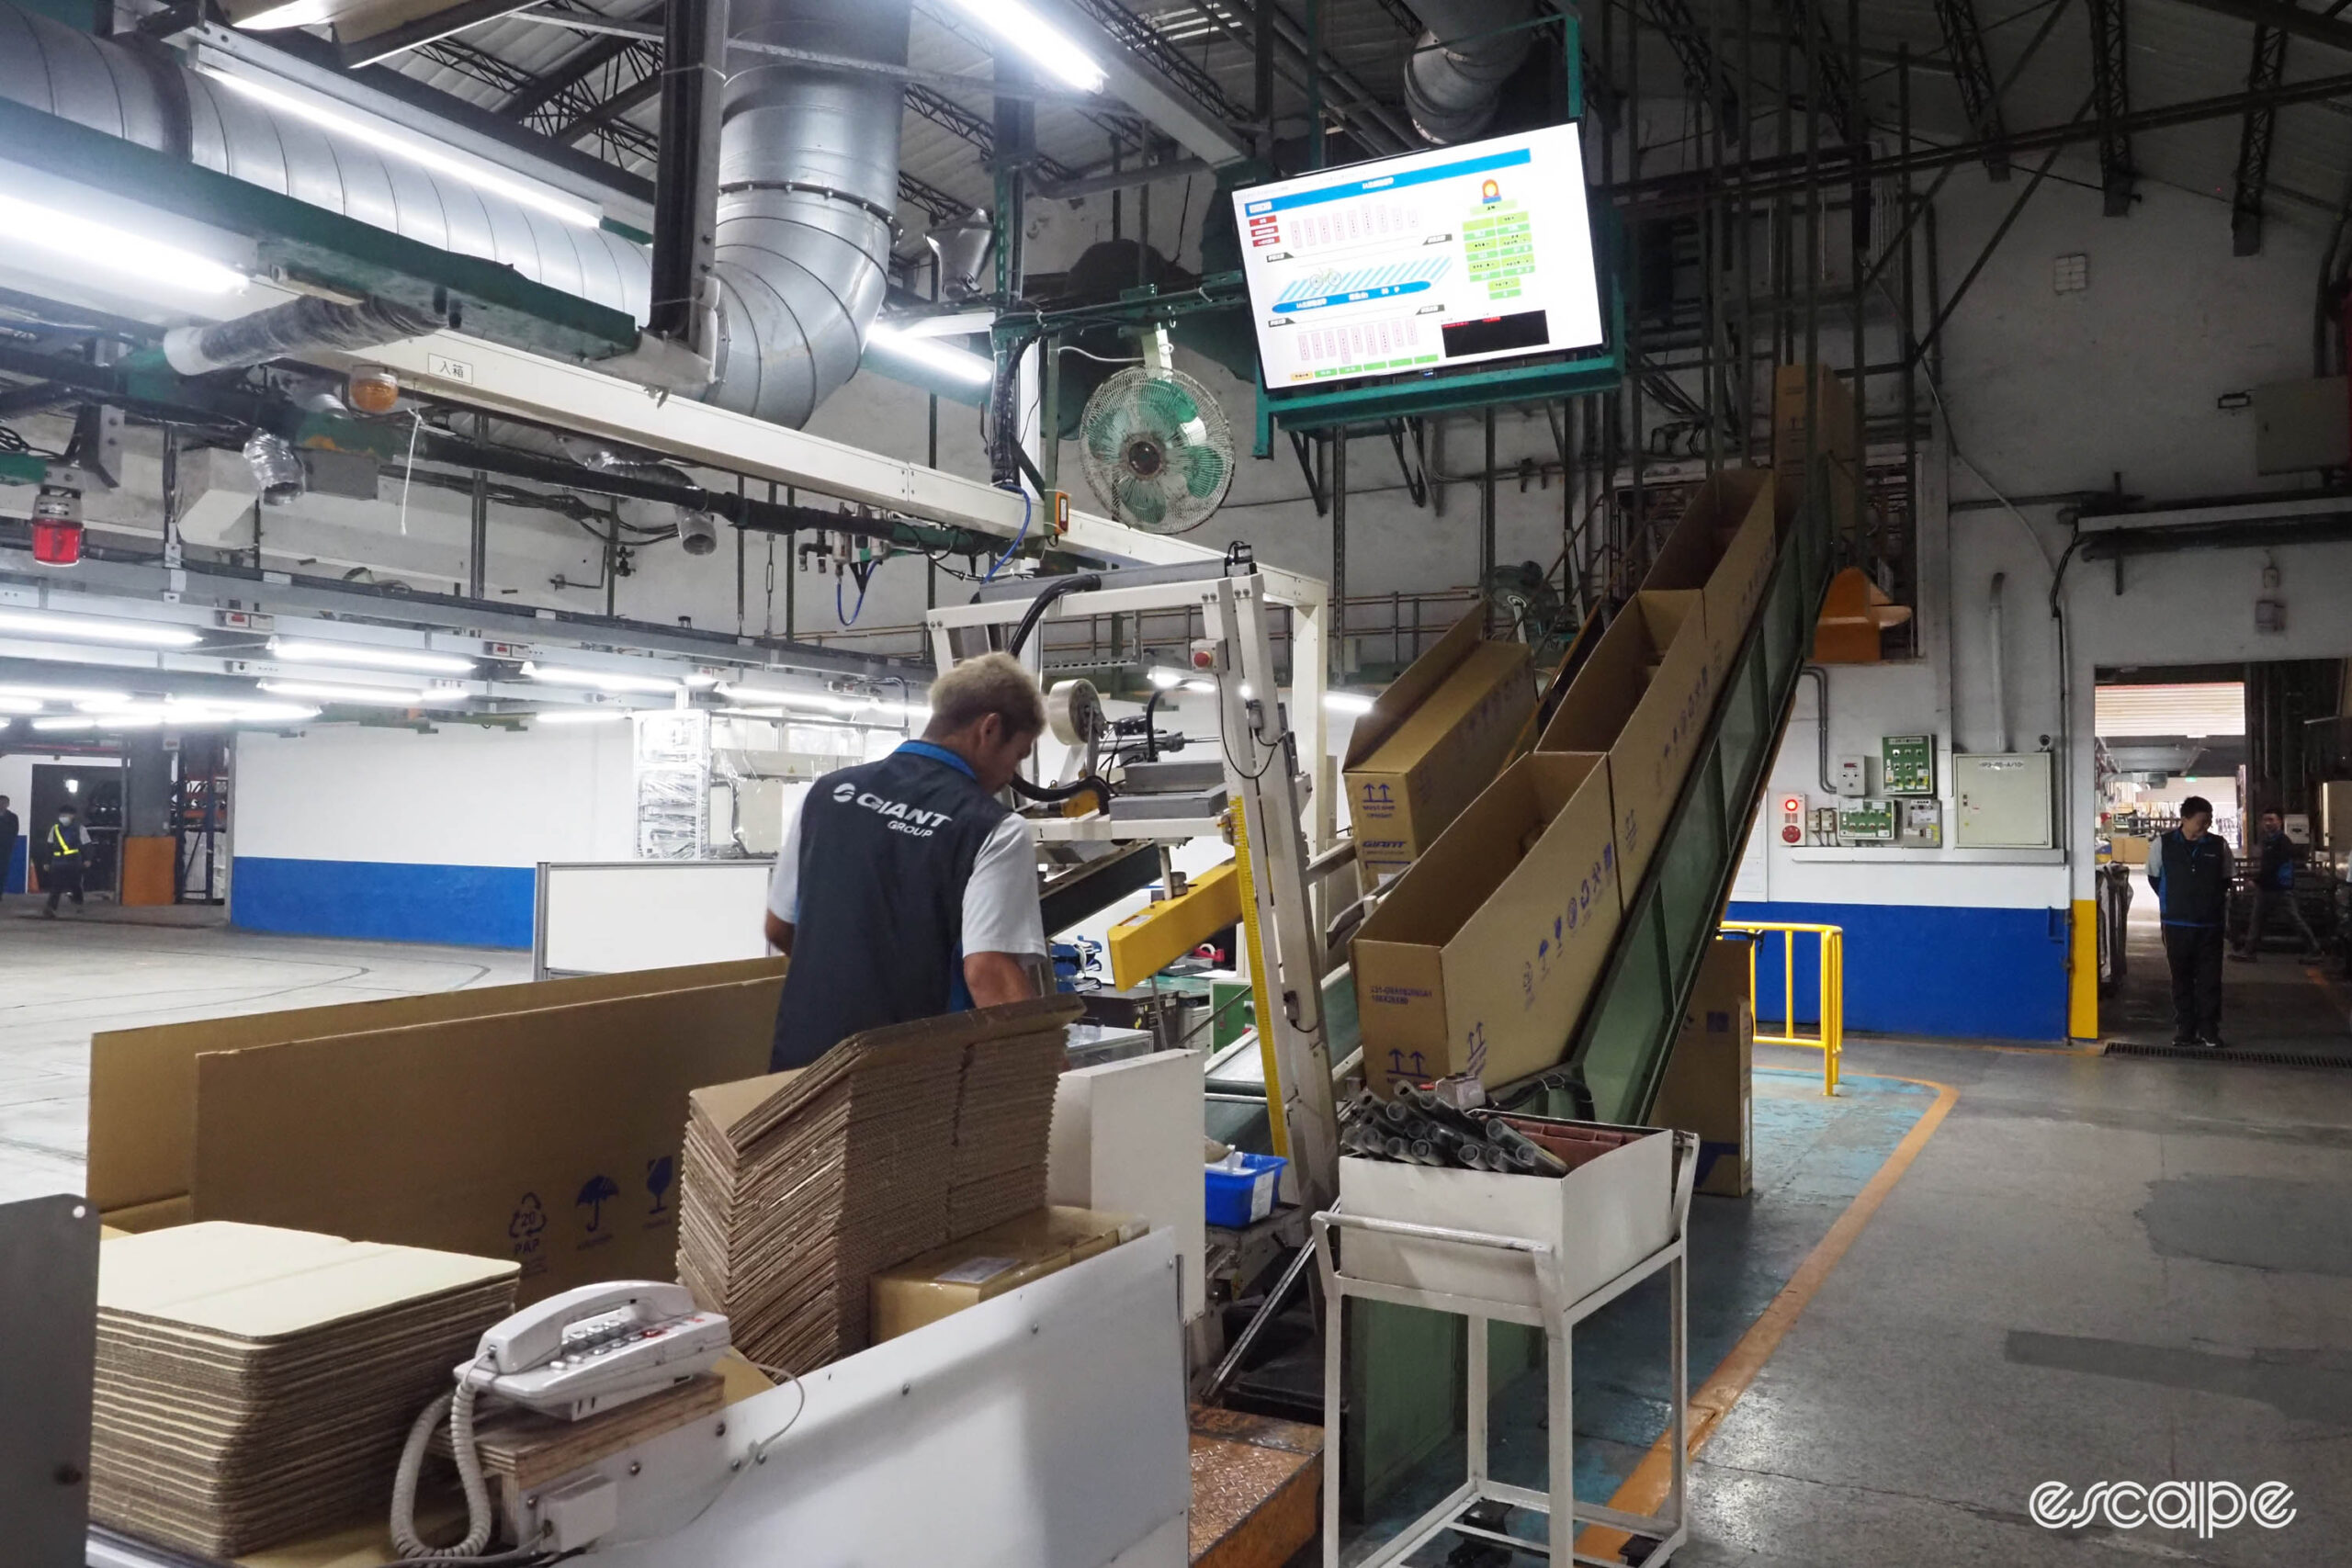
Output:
left=1954, top=752, right=2054, bottom=848
left=1881, top=734, right=1937, bottom=796
left=1777, top=792, right=1808, bottom=846
left=1808, top=806, right=1841, bottom=845
left=1835, top=755, right=1872, bottom=796
left=1837, top=798, right=1895, bottom=843
left=1897, top=797, right=1943, bottom=847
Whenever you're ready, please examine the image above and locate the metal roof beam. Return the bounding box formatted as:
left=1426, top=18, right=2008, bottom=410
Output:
left=2230, top=23, right=2290, bottom=253
left=2087, top=0, right=2136, bottom=213
left=2159, top=0, right=2352, bottom=55
left=1012, top=0, right=1253, bottom=164
left=1932, top=0, right=2011, bottom=177
left=1642, top=0, right=1741, bottom=130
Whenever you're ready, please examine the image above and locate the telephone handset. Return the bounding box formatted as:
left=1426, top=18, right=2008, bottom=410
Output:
left=466, top=1280, right=731, bottom=1421
left=392, top=1281, right=731, bottom=1560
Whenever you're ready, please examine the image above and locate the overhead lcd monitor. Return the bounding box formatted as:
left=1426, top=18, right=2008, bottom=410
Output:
left=1232, top=123, right=1605, bottom=391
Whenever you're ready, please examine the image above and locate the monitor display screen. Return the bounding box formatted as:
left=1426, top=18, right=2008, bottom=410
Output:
left=1231, top=123, right=1605, bottom=391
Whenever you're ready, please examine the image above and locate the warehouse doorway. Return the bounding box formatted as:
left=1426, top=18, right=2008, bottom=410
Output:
left=2096, top=662, right=2350, bottom=1055
left=26, top=761, right=122, bottom=903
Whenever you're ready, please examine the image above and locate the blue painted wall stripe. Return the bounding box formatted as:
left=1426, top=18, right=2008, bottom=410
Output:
left=1727, top=899, right=2069, bottom=1043
left=232, top=857, right=535, bottom=949
left=4, top=836, right=22, bottom=896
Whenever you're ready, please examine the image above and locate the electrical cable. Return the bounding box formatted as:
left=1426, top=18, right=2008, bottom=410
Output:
left=1006, top=571, right=1102, bottom=657
left=1056, top=344, right=1142, bottom=365
left=395, top=409, right=425, bottom=537
left=1214, top=670, right=1289, bottom=783
left=390, top=1358, right=496, bottom=1561
left=981, top=485, right=1031, bottom=582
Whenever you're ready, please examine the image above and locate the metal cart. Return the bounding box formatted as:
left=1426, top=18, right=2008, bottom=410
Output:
left=1313, top=1129, right=1700, bottom=1567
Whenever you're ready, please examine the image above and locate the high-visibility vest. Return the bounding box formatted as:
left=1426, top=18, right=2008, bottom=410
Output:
left=49, top=824, right=79, bottom=858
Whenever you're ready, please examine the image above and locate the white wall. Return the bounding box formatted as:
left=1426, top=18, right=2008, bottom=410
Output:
left=234, top=721, right=637, bottom=867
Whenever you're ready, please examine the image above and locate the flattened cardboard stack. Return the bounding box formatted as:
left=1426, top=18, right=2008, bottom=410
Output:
left=678, top=995, right=1084, bottom=1372
left=89, top=1222, right=518, bottom=1557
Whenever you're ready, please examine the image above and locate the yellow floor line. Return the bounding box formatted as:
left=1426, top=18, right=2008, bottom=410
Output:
left=1575, top=1074, right=1961, bottom=1562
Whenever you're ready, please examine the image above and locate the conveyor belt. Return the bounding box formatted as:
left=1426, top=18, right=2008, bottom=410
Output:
left=1518, top=469, right=1839, bottom=1126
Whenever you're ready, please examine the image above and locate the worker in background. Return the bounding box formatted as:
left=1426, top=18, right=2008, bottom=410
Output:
left=763, top=652, right=1047, bottom=1070
left=2147, top=795, right=2232, bottom=1049
left=2233, top=808, right=2318, bottom=963
left=0, top=795, right=17, bottom=894
left=39, top=801, right=88, bottom=919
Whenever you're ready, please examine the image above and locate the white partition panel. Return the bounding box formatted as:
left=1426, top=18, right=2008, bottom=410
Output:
left=598, top=1232, right=1190, bottom=1568
left=535, top=860, right=776, bottom=978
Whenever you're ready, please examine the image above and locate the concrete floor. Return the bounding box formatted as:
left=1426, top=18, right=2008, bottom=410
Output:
left=2106, top=870, right=2351, bottom=1056
left=0, top=898, right=526, bottom=1203
left=6, top=908, right=2349, bottom=1564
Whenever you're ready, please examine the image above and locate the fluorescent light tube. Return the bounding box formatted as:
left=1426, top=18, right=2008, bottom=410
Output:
left=931, top=0, right=1107, bottom=91
left=1325, top=692, right=1375, bottom=716
left=533, top=708, right=632, bottom=725
left=716, top=682, right=855, bottom=713
left=269, top=637, right=477, bottom=675
left=202, top=70, right=602, bottom=230
left=0, top=192, right=247, bottom=297
left=0, top=608, right=203, bottom=648
left=0, top=683, right=131, bottom=704
left=32, top=716, right=96, bottom=732
left=892, top=310, right=997, bottom=339
left=867, top=321, right=996, bottom=386
left=1148, top=667, right=1186, bottom=690
left=0, top=696, right=40, bottom=715
left=525, top=660, right=684, bottom=694
left=1183, top=679, right=1216, bottom=694
left=259, top=680, right=431, bottom=707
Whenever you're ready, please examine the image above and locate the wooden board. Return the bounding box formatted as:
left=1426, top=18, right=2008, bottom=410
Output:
left=1188, top=1407, right=1322, bottom=1568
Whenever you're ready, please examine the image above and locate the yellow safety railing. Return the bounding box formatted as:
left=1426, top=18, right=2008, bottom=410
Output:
left=1719, top=920, right=1844, bottom=1096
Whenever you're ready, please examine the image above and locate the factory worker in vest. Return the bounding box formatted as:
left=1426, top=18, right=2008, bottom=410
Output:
left=763, top=652, right=1049, bottom=1071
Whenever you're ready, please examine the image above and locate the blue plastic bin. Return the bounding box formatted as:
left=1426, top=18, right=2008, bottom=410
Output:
left=1204, top=1152, right=1286, bottom=1228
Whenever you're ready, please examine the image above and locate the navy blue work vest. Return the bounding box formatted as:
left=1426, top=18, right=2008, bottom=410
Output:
left=2150, top=828, right=2229, bottom=928
left=768, top=742, right=1011, bottom=1070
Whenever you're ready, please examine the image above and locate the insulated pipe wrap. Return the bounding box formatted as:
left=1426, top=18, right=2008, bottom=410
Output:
left=163, top=294, right=445, bottom=375
left=1403, top=0, right=1533, bottom=144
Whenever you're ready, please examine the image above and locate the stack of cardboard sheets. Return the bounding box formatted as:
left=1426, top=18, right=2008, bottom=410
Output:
left=678, top=995, right=1083, bottom=1371
left=88, top=1222, right=518, bottom=1557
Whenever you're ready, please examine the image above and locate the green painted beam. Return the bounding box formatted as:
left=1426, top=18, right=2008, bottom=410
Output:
left=0, top=99, right=639, bottom=362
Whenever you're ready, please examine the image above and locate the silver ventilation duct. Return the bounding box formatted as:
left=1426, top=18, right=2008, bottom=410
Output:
left=706, top=0, right=909, bottom=427
left=0, top=6, right=649, bottom=318
left=1404, top=0, right=1532, bottom=144
left=0, top=0, right=910, bottom=430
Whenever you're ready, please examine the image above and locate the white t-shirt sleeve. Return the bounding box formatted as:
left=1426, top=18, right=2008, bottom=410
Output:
left=765, top=794, right=805, bottom=923
left=962, top=813, right=1045, bottom=957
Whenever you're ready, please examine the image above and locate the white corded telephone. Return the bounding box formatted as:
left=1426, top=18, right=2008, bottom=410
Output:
left=390, top=1281, right=732, bottom=1561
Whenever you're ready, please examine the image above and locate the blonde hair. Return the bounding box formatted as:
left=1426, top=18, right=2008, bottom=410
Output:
left=925, top=652, right=1046, bottom=739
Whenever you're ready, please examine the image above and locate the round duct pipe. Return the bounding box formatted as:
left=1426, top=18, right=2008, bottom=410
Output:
left=0, top=0, right=909, bottom=431
left=1403, top=0, right=1533, bottom=144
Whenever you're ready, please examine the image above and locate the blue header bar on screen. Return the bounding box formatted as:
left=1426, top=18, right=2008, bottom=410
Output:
left=1240, top=148, right=1536, bottom=216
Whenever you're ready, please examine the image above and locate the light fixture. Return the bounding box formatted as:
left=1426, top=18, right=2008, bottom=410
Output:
left=0, top=607, right=203, bottom=648
left=0, top=696, right=40, bottom=715
left=715, top=681, right=855, bottom=713
left=259, top=680, right=430, bottom=708
left=0, top=192, right=247, bottom=297
left=892, top=309, right=997, bottom=340
left=867, top=322, right=996, bottom=387
left=1325, top=692, right=1376, bottom=716
left=1183, top=679, right=1216, bottom=694
left=932, top=0, right=1107, bottom=90
left=533, top=708, right=632, bottom=726
left=525, top=660, right=684, bottom=695
left=0, top=683, right=130, bottom=705
left=200, top=69, right=602, bottom=230
left=1148, top=667, right=1186, bottom=690
left=268, top=637, right=477, bottom=675
left=33, top=716, right=98, bottom=732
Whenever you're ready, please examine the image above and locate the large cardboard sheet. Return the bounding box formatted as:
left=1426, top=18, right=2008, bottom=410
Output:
left=90, top=956, right=786, bottom=1215
left=190, top=978, right=779, bottom=1303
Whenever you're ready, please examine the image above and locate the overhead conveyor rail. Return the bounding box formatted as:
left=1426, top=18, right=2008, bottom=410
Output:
left=1513, top=463, right=1840, bottom=1128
